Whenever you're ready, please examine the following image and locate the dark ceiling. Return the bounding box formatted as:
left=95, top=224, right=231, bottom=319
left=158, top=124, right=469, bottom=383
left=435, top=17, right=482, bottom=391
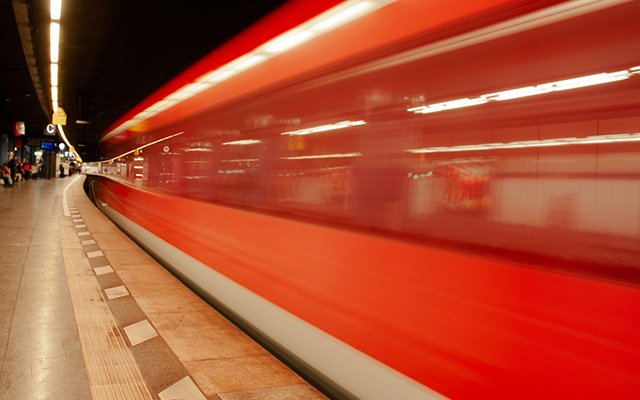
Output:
left=1, top=0, right=287, bottom=161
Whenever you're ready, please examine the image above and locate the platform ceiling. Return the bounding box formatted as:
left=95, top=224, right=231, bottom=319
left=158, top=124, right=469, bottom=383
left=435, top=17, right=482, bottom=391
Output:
left=0, top=0, right=287, bottom=160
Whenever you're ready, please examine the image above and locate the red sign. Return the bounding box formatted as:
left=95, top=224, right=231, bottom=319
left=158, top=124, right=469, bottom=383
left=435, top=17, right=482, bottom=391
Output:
left=15, top=121, right=25, bottom=136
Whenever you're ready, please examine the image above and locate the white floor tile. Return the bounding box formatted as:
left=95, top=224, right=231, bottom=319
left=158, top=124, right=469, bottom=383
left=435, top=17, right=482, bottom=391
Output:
left=158, top=377, right=206, bottom=400
left=94, top=266, right=114, bottom=276
left=104, top=285, right=129, bottom=300
left=123, top=320, right=158, bottom=346
left=81, top=239, right=96, bottom=245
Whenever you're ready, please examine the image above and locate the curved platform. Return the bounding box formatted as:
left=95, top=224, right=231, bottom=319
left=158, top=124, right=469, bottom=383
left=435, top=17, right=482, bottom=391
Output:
left=0, top=176, right=326, bottom=400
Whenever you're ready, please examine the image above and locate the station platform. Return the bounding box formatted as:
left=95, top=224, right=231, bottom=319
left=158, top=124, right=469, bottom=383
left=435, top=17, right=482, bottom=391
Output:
left=0, top=176, right=326, bottom=400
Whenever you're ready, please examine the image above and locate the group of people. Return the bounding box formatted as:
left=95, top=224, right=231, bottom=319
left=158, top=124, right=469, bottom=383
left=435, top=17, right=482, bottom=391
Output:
left=2, top=156, right=39, bottom=187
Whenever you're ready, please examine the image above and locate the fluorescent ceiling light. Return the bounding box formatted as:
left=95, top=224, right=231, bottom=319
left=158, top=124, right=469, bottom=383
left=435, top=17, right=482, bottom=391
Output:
left=406, top=132, right=640, bottom=154
left=409, top=68, right=635, bottom=116
left=50, top=22, right=60, bottom=63
left=281, top=152, right=362, bottom=160
left=282, top=120, right=366, bottom=136
left=51, top=63, right=58, bottom=86
left=550, top=71, right=629, bottom=91
left=483, top=86, right=552, bottom=101
left=51, top=0, right=61, bottom=20
left=51, top=86, right=58, bottom=102
left=408, top=98, right=487, bottom=114
left=222, top=139, right=262, bottom=146
left=52, top=101, right=58, bottom=111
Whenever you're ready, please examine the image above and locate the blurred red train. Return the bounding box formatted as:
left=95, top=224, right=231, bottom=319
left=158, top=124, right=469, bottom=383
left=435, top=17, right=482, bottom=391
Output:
left=88, top=0, right=640, bottom=398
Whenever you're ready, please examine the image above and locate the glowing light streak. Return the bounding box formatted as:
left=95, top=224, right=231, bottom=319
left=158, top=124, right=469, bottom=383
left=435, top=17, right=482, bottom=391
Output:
left=281, top=152, right=362, bottom=160
left=104, top=132, right=185, bottom=163
left=406, top=132, right=640, bottom=154
left=282, top=120, right=366, bottom=136
left=51, top=63, right=58, bottom=86
left=311, top=1, right=376, bottom=32
left=265, top=30, right=313, bottom=53
left=50, top=22, right=60, bottom=63
left=409, top=68, right=635, bottom=115
left=408, top=98, right=487, bottom=114
left=50, top=0, right=61, bottom=20
left=103, top=1, right=392, bottom=142
left=222, top=139, right=262, bottom=146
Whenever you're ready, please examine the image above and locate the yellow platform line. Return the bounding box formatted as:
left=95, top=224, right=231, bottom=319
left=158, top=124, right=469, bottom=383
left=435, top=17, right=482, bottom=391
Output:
left=60, top=224, right=153, bottom=400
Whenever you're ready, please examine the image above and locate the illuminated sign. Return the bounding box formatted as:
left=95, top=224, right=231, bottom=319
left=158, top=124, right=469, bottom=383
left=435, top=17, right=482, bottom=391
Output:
left=44, top=124, right=57, bottom=136
left=15, top=121, right=25, bottom=136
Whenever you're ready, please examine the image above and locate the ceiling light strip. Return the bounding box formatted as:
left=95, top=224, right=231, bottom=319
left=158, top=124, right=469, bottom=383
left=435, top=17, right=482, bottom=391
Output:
left=282, top=120, right=366, bottom=136
left=222, top=139, right=262, bottom=145
left=406, top=132, right=640, bottom=154
left=408, top=67, right=637, bottom=115
left=281, top=152, right=362, bottom=160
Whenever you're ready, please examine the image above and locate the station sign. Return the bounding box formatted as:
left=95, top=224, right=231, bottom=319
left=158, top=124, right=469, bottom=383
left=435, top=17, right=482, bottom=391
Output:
left=44, top=124, right=57, bottom=136
left=52, top=107, right=67, bottom=125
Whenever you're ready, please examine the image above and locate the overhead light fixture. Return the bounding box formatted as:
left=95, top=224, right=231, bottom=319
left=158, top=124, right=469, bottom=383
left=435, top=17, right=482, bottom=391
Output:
left=50, top=22, right=60, bottom=63
left=406, top=132, right=640, bottom=154
left=282, top=120, right=366, bottom=136
left=52, top=100, right=59, bottom=111
left=51, top=63, right=58, bottom=86
left=51, top=86, right=58, bottom=102
left=50, top=0, right=62, bottom=20
left=409, top=68, right=637, bottom=115
left=281, top=152, right=362, bottom=160
left=408, top=98, right=488, bottom=114
left=222, top=139, right=262, bottom=146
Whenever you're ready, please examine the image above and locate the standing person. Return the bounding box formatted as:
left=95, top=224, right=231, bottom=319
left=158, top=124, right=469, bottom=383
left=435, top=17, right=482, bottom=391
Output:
left=8, top=155, right=16, bottom=183
left=59, top=163, right=65, bottom=178
left=22, top=159, right=31, bottom=180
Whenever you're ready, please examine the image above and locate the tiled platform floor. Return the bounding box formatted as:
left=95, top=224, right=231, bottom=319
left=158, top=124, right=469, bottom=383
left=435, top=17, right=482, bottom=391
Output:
left=0, top=176, right=326, bottom=400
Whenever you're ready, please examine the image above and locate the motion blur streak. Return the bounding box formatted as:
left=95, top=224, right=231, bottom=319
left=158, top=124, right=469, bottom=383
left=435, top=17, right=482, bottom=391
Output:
left=89, top=0, right=640, bottom=399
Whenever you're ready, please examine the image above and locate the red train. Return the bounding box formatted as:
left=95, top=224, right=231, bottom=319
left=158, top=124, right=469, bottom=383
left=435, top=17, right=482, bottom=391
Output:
left=89, top=0, right=640, bottom=398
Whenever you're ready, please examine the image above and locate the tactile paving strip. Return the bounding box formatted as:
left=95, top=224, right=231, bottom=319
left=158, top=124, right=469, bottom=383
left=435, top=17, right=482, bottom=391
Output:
left=60, top=227, right=154, bottom=400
